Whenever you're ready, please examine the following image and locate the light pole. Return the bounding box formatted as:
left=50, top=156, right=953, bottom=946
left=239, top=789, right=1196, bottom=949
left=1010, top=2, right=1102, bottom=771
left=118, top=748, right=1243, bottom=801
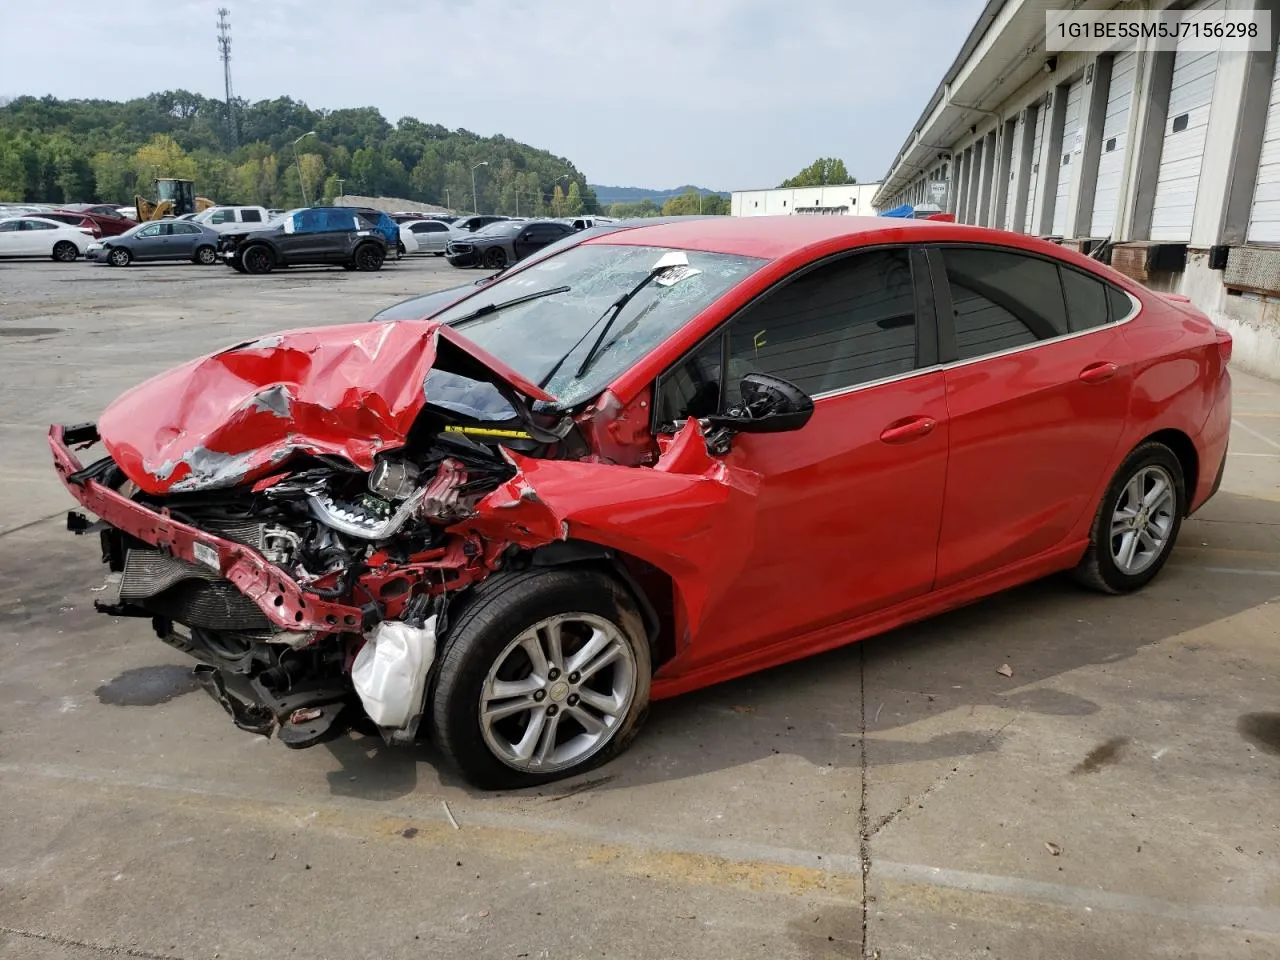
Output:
left=471, top=161, right=488, bottom=214
left=553, top=174, right=570, bottom=214
left=335, top=178, right=344, bottom=201
left=292, top=131, right=316, bottom=206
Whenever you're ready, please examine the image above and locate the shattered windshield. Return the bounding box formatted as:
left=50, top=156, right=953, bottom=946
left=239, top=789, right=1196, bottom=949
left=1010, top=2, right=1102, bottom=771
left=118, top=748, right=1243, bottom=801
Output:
left=430, top=243, right=766, bottom=409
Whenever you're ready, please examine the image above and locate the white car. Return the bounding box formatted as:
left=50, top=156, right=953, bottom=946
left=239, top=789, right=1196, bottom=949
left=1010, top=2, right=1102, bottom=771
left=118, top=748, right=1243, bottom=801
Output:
left=0, top=216, right=93, bottom=261
left=189, top=205, right=271, bottom=232
left=398, top=218, right=453, bottom=255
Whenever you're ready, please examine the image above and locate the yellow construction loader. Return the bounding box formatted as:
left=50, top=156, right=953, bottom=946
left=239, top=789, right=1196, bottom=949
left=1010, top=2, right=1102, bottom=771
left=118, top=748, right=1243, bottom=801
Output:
left=134, top=178, right=216, bottom=220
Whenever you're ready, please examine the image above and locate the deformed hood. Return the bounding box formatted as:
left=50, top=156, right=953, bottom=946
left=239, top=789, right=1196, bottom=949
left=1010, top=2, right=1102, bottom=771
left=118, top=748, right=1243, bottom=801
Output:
left=99, top=319, right=556, bottom=495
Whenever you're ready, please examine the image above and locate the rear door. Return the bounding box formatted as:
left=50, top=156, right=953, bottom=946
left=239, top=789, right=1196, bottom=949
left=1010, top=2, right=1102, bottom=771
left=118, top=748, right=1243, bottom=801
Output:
left=168, top=221, right=202, bottom=257
left=930, top=244, right=1134, bottom=587
left=653, top=245, right=949, bottom=665
left=411, top=220, right=451, bottom=251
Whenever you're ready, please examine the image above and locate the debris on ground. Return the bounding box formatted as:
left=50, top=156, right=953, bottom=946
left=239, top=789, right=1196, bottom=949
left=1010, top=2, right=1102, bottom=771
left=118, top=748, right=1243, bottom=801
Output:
left=997, top=663, right=1014, bottom=678
left=442, top=800, right=460, bottom=830
left=1045, top=841, right=1062, bottom=856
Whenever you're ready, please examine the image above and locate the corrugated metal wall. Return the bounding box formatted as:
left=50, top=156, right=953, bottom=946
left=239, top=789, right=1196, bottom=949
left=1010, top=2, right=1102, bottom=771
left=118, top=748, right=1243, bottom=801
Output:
left=1023, top=102, right=1046, bottom=233
left=1052, top=79, right=1084, bottom=236
left=1090, top=51, right=1136, bottom=238
left=1248, top=54, right=1280, bottom=242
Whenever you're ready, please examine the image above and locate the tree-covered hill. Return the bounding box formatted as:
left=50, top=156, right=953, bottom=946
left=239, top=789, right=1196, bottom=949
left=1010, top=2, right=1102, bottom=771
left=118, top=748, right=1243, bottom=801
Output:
left=0, top=91, right=600, bottom=216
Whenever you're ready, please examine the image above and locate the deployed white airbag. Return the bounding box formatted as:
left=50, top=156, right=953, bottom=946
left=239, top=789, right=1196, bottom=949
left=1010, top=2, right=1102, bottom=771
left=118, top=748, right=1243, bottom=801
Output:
left=352, top=615, right=437, bottom=729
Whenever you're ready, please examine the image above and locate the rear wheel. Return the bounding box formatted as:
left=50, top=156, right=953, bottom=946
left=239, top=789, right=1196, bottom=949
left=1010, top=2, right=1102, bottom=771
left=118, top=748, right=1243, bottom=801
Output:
left=52, top=241, right=79, bottom=262
left=430, top=569, right=651, bottom=790
left=483, top=247, right=508, bottom=270
left=194, top=245, right=217, bottom=265
left=107, top=247, right=131, bottom=267
left=1074, top=442, right=1185, bottom=594
left=241, top=244, right=274, bottom=274
left=354, top=243, right=384, bottom=272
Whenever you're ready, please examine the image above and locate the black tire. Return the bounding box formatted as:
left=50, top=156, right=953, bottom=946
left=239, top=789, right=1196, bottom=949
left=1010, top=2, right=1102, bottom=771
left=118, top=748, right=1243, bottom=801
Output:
left=354, top=243, right=384, bottom=272
left=430, top=568, right=652, bottom=790
left=397, top=241, right=407, bottom=256
left=342, top=263, right=358, bottom=271
left=1074, top=441, right=1186, bottom=594
left=194, top=245, right=217, bottom=265
left=107, top=246, right=131, bottom=267
left=228, top=259, right=247, bottom=273
left=241, top=244, right=274, bottom=274
left=483, top=247, right=508, bottom=270
left=52, top=241, right=79, bottom=263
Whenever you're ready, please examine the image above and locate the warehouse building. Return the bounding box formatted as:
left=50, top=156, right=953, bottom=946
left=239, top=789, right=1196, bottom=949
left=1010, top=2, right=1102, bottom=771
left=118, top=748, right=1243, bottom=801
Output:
left=731, top=183, right=882, bottom=217
left=873, top=0, right=1280, bottom=379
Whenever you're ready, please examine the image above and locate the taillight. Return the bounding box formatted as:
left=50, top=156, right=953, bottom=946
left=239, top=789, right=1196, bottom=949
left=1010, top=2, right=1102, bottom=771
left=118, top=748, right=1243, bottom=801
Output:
left=1215, top=326, right=1233, bottom=365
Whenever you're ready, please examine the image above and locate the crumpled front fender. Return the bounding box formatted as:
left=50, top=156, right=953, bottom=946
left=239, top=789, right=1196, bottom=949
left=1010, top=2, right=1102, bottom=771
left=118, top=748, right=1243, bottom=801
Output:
left=460, top=420, right=761, bottom=652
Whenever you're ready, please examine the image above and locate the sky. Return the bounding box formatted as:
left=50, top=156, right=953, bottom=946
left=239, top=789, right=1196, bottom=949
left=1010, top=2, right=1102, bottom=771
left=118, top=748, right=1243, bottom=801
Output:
left=0, top=0, right=987, bottom=191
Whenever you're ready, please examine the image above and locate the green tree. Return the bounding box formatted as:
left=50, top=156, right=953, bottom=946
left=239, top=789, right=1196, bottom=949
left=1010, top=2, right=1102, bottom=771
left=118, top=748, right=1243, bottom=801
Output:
left=550, top=183, right=566, bottom=217
left=565, top=181, right=584, bottom=216
left=608, top=198, right=661, bottom=218
left=779, top=157, right=854, bottom=187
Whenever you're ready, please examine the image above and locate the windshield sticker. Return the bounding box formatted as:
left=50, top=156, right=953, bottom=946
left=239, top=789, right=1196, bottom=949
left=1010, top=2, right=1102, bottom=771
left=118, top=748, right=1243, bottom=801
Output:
left=656, top=265, right=702, bottom=287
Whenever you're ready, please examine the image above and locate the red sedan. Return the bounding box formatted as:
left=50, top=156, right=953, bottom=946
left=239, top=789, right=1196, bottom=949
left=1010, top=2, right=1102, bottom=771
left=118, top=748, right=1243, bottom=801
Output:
left=50, top=216, right=1232, bottom=788
left=55, top=205, right=138, bottom=237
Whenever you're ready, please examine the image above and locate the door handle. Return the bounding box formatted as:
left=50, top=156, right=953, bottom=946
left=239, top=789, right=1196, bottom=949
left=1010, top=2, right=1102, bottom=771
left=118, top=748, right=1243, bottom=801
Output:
left=880, top=416, right=938, bottom=444
left=1078, top=361, right=1118, bottom=384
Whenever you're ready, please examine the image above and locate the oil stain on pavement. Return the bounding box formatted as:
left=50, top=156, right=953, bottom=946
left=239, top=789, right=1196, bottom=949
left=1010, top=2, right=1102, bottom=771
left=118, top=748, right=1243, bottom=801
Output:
left=1238, top=713, right=1280, bottom=755
left=95, top=665, right=200, bottom=706
left=1071, top=736, right=1130, bottom=774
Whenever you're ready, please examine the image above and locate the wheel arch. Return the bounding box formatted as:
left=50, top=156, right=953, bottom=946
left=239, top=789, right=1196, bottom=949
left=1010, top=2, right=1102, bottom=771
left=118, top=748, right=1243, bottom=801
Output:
left=1136, top=428, right=1199, bottom=515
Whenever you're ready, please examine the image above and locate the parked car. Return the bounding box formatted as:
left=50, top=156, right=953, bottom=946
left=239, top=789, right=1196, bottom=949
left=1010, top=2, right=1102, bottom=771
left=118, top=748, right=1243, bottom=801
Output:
left=33, top=211, right=103, bottom=237
left=87, top=220, right=223, bottom=266
left=189, top=206, right=270, bottom=232
left=61, top=202, right=130, bottom=218
left=445, top=218, right=574, bottom=269
left=0, top=215, right=93, bottom=261
left=390, top=211, right=450, bottom=224
left=49, top=217, right=1232, bottom=789
left=217, top=206, right=393, bottom=274
left=398, top=218, right=453, bottom=255
left=566, top=215, right=616, bottom=231
left=449, top=214, right=508, bottom=235
left=53, top=207, right=138, bottom=237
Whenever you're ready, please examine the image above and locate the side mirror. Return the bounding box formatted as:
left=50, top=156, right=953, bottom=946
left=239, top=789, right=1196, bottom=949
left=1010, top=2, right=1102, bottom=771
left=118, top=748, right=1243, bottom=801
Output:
left=707, top=373, right=814, bottom=435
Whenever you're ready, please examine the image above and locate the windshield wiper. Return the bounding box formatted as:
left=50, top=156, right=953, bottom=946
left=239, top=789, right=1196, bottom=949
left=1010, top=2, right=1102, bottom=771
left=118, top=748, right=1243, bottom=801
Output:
left=451, top=285, right=570, bottom=325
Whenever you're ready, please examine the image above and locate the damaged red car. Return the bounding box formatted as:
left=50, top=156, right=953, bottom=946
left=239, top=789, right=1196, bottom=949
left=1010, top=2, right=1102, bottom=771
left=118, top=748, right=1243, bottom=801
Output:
left=50, top=217, right=1232, bottom=789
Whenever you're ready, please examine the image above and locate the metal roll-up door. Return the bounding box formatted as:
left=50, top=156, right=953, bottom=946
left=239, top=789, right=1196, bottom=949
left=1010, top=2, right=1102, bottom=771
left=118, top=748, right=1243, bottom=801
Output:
left=1247, top=53, right=1280, bottom=242
left=1003, top=111, right=1025, bottom=230
left=1150, top=0, right=1222, bottom=241
left=1090, top=50, right=1136, bottom=238
left=1023, top=102, right=1047, bottom=233
left=1051, top=78, right=1084, bottom=236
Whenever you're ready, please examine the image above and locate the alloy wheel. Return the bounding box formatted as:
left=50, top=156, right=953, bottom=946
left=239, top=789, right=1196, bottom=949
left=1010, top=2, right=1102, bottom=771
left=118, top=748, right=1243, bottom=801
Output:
left=1109, top=464, right=1176, bottom=575
left=478, top=613, right=638, bottom=774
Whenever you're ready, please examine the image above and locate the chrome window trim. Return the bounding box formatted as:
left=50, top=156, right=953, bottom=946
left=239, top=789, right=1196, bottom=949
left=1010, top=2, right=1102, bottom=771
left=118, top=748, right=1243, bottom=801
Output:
left=809, top=289, right=1141, bottom=402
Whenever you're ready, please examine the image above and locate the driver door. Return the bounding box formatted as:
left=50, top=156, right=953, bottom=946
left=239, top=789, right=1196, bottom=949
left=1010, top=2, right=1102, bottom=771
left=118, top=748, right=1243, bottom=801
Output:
left=653, top=246, right=949, bottom=668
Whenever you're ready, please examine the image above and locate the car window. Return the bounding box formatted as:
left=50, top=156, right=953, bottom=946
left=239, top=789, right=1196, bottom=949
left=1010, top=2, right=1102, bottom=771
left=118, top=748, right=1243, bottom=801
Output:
left=1107, top=285, right=1133, bottom=322
left=940, top=247, right=1069, bottom=359
left=655, top=334, right=725, bottom=425
left=724, top=247, right=919, bottom=398
left=241, top=209, right=262, bottom=223
left=1060, top=265, right=1113, bottom=332
left=209, top=209, right=235, bottom=224
left=172, top=222, right=200, bottom=234
left=0, top=221, right=18, bottom=232
left=25, top=220, right=57, bottom=231
left=137, top=223, right=163, bottom=237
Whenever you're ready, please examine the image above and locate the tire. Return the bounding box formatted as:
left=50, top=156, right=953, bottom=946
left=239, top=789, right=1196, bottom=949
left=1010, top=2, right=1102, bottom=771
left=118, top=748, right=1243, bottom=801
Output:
left=241, top=244, right=274, bottom=274
left=434, top=251, right=445, bottom=257
left=107, top=247, right=131, bottom=267
left=1074, top=442, right=1185, bottom=594
left=194, top=245, right=217, bottom=265
left=397, top=241, right=407, bottom=257
left=52, top=241, right=79, bottom=263
left=483, top=247, right=508, bottom=270
left=342, top=263, right=358, bottom=271
left=354, top=243, right=385, bottom=272
left=430, top=568, right=652, bottom=790
left=229, top=259, right=247, bottom=273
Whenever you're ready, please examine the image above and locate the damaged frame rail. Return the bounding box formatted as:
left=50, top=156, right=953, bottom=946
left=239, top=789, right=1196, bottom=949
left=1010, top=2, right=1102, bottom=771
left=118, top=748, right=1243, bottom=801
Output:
left=50, top=422, right=367, bottom=634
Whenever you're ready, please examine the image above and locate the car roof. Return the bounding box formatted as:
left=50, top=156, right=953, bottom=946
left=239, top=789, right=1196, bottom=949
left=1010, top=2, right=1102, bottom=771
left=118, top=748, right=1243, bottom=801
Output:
left=586, top=215, right=1064, bottom=260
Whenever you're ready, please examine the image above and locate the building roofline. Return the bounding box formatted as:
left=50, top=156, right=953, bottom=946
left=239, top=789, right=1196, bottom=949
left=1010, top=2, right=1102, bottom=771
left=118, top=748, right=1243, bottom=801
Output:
left=731, top=182, right=880, bottom=194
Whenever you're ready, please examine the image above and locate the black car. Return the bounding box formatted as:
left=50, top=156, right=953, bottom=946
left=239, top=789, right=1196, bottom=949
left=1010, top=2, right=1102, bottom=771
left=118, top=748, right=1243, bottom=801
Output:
left=218, top=207, right=394, bottom=274
left=446, top=219, right=574, bottom=269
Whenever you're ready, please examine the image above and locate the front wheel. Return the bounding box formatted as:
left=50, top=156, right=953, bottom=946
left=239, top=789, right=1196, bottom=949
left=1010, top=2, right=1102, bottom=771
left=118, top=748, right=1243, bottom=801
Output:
left=430, top=569, right=651, bottom=790
left=482, top=247, right=508, bottom=270
left=241, top=244, right=274, bottom=274
left=194, top=245, right=217, bottom=265
left=52, top=241, right=79, bottom=262
left=107, top=247, right=131, bottom=267
left=1074, top=442, right=1185, bottom=594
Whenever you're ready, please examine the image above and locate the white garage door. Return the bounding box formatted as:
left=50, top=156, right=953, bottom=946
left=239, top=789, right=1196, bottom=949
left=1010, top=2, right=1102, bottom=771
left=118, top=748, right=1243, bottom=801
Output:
left=1051, top=78, right=1084, bottom=236
left=1004, top=111, right=1025, bottom=230
left=1090, top=50, right=1137, bottom=238
left=1150, top=0, right=1222, bottom=241
left=1023, top=102, right=1047, bottom=233
left=1247, top=52, right=1280, bottom=242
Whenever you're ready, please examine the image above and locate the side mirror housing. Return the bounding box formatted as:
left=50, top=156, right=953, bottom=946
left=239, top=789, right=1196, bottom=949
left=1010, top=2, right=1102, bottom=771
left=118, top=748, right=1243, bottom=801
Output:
left=707, top=373, right=814, bottom=435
